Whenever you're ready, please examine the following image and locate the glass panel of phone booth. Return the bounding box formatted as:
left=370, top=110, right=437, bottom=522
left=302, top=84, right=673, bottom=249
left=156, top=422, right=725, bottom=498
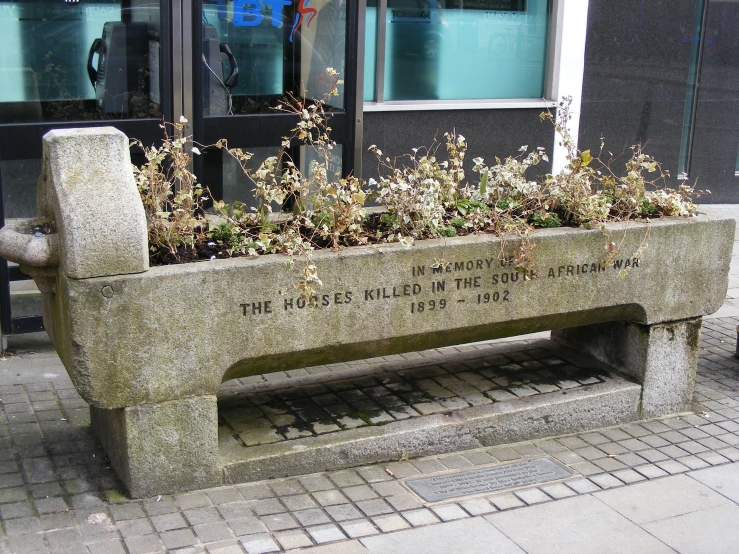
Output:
left=208, top=144, right=342, bottom=211
left=220, top=146, right=281, bottom=207
left=298, top=1, right=346, bottom=109
left=364, top=0, right=378, bottom=102
left=201, top=0, right=347, bottom=117
left=1, top=155, right=46, bottom=333
left=0, top=1, right=162, bottom=123
left=199, top=1, right=349, bottom=210
left=299, top=143, right=343, bottom=184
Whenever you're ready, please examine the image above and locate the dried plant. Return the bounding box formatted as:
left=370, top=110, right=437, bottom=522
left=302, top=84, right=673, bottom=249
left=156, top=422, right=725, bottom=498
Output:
left=131, top=117, right=208, bottom=259
left=133, top=93, right=702, bottom=296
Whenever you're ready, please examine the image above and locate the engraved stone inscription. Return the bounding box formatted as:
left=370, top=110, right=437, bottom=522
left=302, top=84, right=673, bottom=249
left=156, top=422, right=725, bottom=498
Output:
left=237, top=254, right=640, bottom=316
left=406, top=458, right=572, bottom=502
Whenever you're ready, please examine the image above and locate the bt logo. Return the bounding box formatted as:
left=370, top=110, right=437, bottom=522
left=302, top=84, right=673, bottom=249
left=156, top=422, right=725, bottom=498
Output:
left=233, top=0, right=316, bottom=42
left=233, top=0, right=290, bottom=27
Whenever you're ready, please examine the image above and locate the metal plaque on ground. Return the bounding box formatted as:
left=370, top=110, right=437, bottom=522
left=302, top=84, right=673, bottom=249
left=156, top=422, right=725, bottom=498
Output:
left=406, top=458, right=572, bottom=502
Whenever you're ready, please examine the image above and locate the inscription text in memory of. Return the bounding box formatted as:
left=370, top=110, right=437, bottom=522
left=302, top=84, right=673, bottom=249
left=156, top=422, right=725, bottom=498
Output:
left=238, top=255, right=640, bottom=316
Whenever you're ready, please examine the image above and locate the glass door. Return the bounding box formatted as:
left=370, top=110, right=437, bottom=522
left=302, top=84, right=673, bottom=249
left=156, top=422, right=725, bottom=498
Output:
left=189, top=0, right=360, bottom=206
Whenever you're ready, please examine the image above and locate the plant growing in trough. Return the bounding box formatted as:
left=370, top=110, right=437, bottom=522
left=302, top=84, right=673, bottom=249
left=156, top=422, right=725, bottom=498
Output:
left=131, top=80, right=703, bottom=298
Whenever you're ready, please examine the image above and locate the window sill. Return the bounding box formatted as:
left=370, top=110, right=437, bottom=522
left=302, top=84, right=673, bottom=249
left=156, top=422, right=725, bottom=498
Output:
left=362, top=98, right=557, bottom=112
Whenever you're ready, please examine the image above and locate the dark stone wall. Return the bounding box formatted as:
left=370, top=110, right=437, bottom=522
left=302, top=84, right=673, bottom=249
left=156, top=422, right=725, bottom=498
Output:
left=361, top=109, right=554, bottom=182
left=578, top=0, right=739, bottom=202
left=578, top=0, right=695, bottom=187
left=689, top=0, right=739, bottom=201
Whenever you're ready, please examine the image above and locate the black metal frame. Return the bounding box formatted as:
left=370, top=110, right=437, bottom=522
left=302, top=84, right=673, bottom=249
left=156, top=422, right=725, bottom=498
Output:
left=0, top=184, right=11, bottom=336
left=0, top=0, right=174, bottom=336
left=343, top=0, right=360, bottom=176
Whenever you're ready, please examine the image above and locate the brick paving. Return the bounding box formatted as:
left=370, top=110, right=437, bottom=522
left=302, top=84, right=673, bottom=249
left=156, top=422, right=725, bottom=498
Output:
left=218, top=345, right=608, bottom=447
left=1, top=317, right=739, bottom=553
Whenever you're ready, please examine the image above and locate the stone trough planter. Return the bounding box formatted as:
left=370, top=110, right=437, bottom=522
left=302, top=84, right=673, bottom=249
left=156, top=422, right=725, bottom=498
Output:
left=0, top=128, right=734, bottom=498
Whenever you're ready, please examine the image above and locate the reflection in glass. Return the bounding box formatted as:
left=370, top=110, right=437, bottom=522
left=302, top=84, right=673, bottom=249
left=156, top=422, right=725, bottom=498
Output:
left=2, top=157, right=45, bottom=327
left=677, top=0, right=706, bottom=178
left=207, top=144, right=342, bottom=210
left=300, top=0, right=346, bottom=109
left=299, top=143, right=342, bottom=184
left=383, top=0, right=549, bottom=101
left=1, top=159, right=42, bottom=219
left=299, top=143, right=343, bottom=211
left=221, top=147, right=280, bottom=206
left=201, top=0, right=347, bottom=116
left=0, top=1, right=161, bottom=123
left=364, top=0, right=378, bottom=101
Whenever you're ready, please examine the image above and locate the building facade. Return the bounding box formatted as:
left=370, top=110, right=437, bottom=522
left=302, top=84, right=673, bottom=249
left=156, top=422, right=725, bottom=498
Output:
left=0, top=0, right=737, bottom=336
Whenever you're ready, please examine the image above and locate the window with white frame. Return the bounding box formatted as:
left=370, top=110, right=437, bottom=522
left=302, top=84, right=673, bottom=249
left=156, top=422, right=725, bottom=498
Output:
left=364, top=0, right=551, bottom=103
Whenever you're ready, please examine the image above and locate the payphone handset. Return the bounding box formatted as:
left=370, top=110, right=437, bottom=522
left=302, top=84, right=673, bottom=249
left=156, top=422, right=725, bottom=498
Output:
left=87, top=22, right=150, bottom=115
left=202, top=24, right=240, bottom=116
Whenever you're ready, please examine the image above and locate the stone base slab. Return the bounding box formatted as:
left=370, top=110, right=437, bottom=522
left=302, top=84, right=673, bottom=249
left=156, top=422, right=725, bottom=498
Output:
left=553, top=318, right=701, bottom=418
left=91, top=395, right=220, bottom=498
left=218, top=340, right=642, bottom=485
left=222, top=376, right=641, bottom=484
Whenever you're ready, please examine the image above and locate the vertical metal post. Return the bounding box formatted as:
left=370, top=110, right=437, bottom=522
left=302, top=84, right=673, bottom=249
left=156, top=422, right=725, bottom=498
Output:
left=545, top=0, right=562, bottom=100
left=0, top=260, right=9, bottom=346
left=172, top=0, right=184, bottom=122
left=375, top=0, right=387, bottom=103
left=352, top=0, right=367, bottom=178
left=161, top=0, right=175, bottom=124
left=679, top=0, right=709, bottom=179
left=0, top=161, right=11, bottom=344
left=182, top=0, right=195, bottom=131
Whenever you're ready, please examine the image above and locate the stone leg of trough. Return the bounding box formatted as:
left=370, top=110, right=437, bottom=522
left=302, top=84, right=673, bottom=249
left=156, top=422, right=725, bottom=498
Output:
left=552, top=318, right=702, bottom=419
left=90, top=395, right=220, bottom=498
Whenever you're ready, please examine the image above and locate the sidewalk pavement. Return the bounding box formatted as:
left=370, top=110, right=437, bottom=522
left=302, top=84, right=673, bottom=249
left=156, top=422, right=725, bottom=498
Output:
left=2, top=206, right=739, bottom=554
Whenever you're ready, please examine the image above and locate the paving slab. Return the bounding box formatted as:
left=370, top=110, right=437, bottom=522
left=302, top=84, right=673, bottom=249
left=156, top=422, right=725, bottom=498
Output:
left=485, top=495, right=674, bottom=554
left=288, top=539, right=369, bottom=553
left=688, top=461, right=739, bottom=503
left=359, top=517, right=524, bottom=554
left=642, top=503, right=739, bottom=554
left=594, top=473, right=729, bottom=524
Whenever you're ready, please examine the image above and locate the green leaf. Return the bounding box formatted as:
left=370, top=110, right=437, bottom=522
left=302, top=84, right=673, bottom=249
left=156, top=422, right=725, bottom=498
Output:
left=580, top=150, right=593, bottom=165
left=479, top=171, right=488, bottom=196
